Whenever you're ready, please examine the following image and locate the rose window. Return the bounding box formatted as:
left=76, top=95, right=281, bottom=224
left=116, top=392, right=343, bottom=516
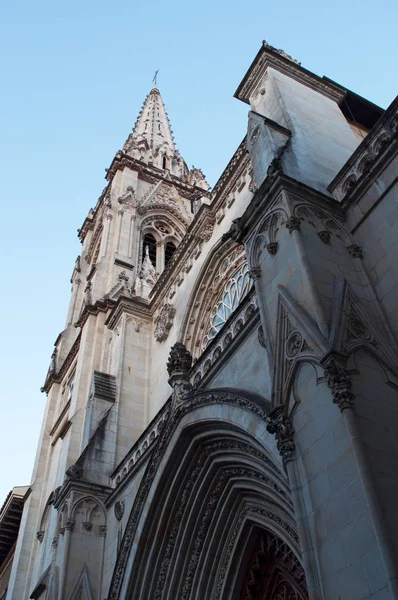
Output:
left=202, top=262, right=252, bottom=348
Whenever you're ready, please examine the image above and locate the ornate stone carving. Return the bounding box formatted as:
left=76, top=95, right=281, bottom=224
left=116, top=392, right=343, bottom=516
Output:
left=66, top=464, right=83, bottom=480
left=99, top=525, right=107, bottom=537
left=49, top=349, right=57, bottom=376
left=108, top=390, right=274, bottom=600
left=154, top=304, right=176, bottom=342
left=266, top=242, right=278, bottom=255
left=285, top=332, right=303, bottom=358
left=248, top=267, right=261, bottom=280
left=167, top=342, right=192, bottom=376
left=84, top=281, right=93, bottom=305
left=36, top=530, right=45, bottom=543
left=323, top=356, right=355, bottom=412
left=240, top=529, right=308, bottom=600
left=52, top=536, right=59, bottom=549
left=347, top=244, right=363, bottom=259
left=82, top=521, right=92, bottom=531
left=285, top=216, right=301, bottom=233
left=262, top=39, right=301, bottom=65
left=65, top=518, right=75, bottom=531
left=229, top=218, right=245, bottom=243
left=318, top=230, right=331, bottom=244
left=115, top=500, right=125, bottom=521
left=266, top=405, right=295, bottom=466
left=347, top=316, right=371, bottom=341
left=167, top=343, right=193, bottom=405
left=198, top=221, right=214, bottom=242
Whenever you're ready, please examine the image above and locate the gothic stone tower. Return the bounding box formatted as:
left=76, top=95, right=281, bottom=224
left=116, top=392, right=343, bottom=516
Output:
left=5, top=43, right=398, bottom=600
left=5, top=83, right=211, bottom=600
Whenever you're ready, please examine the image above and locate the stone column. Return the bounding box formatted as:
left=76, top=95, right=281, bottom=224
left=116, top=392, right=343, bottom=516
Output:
left=267, top=405, right=323, bottom=600
left=323, top=353, right=398, bottom=598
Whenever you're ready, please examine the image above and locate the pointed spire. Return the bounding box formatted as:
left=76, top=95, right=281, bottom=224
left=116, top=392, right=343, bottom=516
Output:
left=123, top=84, right=184, bottom=175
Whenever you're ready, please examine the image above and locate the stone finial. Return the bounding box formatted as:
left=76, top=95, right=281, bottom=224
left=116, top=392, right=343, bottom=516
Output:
left=167, top=342, right=193, bottom=406
left=49, top=349, right=57, bottom=375
left=167, top=342, right=192, bottom=377
left=266, top=405, right=295, bottom=466
left=323, top=356, right=354, bottom=412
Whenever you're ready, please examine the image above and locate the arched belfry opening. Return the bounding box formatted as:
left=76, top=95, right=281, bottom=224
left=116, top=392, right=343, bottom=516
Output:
left=142, top=233, right=157, bottom=268
left=165, top=241, right=177, bottom=267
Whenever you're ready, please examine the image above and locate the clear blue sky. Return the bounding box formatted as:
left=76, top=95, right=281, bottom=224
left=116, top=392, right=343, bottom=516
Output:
left=0, top=0, right=396, bottom=503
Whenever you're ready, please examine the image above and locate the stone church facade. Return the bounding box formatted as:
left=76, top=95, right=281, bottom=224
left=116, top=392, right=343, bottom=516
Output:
left=3, top=42, right=398, bottom=599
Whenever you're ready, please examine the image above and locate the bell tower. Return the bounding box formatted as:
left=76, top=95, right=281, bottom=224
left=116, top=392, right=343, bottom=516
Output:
left=6, top=84, right=210, bottom=600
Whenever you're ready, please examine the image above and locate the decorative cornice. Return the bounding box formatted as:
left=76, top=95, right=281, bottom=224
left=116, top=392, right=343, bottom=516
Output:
left=235, top=43, right=345, bottom=105
left=74, top=297, right=116, bottom=329
left=329, top=96, right=398, bottom=201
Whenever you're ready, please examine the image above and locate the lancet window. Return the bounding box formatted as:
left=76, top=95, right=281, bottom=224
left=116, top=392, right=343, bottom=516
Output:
left=202, top=261, right=252, bottom=349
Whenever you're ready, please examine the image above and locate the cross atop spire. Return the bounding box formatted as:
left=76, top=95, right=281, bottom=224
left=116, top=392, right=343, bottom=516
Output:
left=152, top=69, right=159, bottom=87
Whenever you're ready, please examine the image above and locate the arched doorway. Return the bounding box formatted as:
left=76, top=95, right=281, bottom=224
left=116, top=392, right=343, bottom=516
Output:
left=238, top=527, right=308, bottom=600
left=108, top=389, right=309, bottom=600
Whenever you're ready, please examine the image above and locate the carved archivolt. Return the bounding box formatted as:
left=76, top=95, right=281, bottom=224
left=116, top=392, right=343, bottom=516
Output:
left=107, top=389, right=303, bottom=600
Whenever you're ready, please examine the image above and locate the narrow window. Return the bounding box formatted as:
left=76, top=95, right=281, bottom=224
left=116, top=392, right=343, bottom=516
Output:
left=162, top=155, right=167, bottom=169
left=142, top=233, right=157, bottom=267
left=165, top=241, right=177, bottom=267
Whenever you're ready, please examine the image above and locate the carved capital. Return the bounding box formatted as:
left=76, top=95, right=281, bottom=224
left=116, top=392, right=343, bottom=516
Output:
left=318, top=230, right=331, bottom=244
left=36, top=530, right=45, bottom=543
left=82, top=521, right=92, bottom=531
left=52, top=536, right=59, bottom=549
left=266, top=405, right=295, bottom=466
left=286, top=217, right=301, bottom=233
left=347, top=244, right=363, bottom=259
left=323, top=355, right=354, bottom=412
left=248, top=267, right=261, bottom=281
left=65, top=518, right=75, bottom=531
left=99, top=525, right=107, bottom=537
left=266, top=242, right=278, bottom=255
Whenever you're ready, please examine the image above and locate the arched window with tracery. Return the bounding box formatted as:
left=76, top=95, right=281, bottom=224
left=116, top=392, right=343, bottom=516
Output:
left=202, top=260, right=252, bottom=349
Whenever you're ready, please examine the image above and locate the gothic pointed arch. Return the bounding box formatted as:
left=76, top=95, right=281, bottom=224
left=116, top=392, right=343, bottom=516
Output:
left=180, top=239, right=254, bottom=359
left=108, top=388, right=308, bottom=600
